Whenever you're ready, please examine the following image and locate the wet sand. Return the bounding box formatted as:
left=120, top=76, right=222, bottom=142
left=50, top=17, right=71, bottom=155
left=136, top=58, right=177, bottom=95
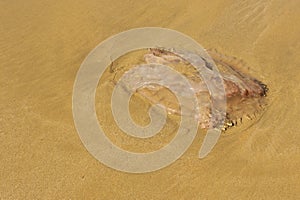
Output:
left=1, top=0, right=299, bottom=199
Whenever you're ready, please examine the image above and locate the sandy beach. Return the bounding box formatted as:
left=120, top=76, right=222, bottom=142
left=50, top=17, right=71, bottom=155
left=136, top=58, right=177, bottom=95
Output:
left=1, top=0, right=299, bottom=199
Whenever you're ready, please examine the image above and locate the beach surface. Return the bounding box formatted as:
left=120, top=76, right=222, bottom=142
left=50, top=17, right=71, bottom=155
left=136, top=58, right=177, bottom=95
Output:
left=1, top=0, right=299, bottom=199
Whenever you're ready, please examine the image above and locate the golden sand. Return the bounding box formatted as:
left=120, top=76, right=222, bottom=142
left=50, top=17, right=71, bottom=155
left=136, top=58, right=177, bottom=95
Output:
left=1, top=0, right=299, bottom=199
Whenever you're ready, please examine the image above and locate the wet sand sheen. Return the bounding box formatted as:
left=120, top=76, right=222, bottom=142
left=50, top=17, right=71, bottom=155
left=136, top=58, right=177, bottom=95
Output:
left=1, top=0, right=299, bottom=199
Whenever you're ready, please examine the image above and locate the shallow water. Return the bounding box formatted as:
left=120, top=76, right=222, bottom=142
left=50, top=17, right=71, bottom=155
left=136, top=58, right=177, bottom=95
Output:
left=1, top=0, right=299, bottom=199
